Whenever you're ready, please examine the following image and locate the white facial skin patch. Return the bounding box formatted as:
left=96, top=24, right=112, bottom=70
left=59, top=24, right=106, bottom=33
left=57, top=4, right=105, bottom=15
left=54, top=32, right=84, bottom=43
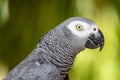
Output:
left=67, top=21, right=99, bottom=38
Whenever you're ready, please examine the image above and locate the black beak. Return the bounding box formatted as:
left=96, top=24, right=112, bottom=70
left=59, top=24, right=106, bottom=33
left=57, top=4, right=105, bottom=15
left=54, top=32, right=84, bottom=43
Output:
left=85, top=29, right=104, bottom=51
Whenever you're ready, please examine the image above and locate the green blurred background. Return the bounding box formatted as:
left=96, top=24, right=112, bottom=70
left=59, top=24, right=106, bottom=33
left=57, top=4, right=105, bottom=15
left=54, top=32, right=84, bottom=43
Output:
left=0, top=0, right=120, bottom=80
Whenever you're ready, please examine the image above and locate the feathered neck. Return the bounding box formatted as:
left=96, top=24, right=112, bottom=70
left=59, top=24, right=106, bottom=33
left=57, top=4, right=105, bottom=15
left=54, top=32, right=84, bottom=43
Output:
left=37, top=26, right=82, bottom=79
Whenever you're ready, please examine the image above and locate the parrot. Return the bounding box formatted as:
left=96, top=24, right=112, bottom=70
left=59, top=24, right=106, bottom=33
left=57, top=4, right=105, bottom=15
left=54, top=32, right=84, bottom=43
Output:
left=3, top=17, right=104, bottom=80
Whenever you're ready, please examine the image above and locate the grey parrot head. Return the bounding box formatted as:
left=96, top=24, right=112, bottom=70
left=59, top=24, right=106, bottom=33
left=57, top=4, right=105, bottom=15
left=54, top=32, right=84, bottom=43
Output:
left=60, top=17, right=104, bottom=51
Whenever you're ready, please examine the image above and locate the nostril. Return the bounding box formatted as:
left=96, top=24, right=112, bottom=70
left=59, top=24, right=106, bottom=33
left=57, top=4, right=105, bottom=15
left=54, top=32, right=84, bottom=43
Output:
left=89, top=36, right=92, bottom=39
left=93, top=28, right=96, bottom=31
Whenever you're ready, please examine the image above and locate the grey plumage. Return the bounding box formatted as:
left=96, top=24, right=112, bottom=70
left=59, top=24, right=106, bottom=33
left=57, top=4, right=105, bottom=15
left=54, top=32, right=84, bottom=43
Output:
left=4, top=17, right=104, bottom=80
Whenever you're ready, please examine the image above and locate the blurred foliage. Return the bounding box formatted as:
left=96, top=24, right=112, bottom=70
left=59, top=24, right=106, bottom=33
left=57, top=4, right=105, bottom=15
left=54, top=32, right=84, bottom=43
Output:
left=0, top=0, right=120, bottom=80
left=0, top=0, right=9, bottom=28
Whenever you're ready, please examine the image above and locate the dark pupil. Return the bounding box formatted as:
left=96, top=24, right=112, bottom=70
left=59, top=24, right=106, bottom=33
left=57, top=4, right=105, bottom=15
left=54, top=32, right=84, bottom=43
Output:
left=78, top=26, right=80, bottom=28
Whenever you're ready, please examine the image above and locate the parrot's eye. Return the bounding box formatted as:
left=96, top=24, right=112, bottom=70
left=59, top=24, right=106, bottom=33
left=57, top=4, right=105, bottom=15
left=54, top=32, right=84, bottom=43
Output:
left=76, top=25, right=82, bottom=31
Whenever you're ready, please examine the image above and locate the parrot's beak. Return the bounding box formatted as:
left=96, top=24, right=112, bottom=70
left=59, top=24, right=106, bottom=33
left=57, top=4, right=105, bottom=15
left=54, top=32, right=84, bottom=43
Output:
left=85, top=29, right=104, bottom=51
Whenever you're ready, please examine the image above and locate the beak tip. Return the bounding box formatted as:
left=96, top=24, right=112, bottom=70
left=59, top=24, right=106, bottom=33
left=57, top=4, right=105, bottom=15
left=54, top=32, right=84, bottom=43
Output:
left=99, top=43, right=104, bottom=52
left=99, top=47, right=102, bottom=52
left=98, top=30, right=104, bottom=52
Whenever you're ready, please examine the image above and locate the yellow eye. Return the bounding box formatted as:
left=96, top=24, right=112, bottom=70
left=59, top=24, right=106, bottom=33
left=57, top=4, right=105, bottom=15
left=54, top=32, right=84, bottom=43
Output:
left=76, top=25, right=82, bottom=31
